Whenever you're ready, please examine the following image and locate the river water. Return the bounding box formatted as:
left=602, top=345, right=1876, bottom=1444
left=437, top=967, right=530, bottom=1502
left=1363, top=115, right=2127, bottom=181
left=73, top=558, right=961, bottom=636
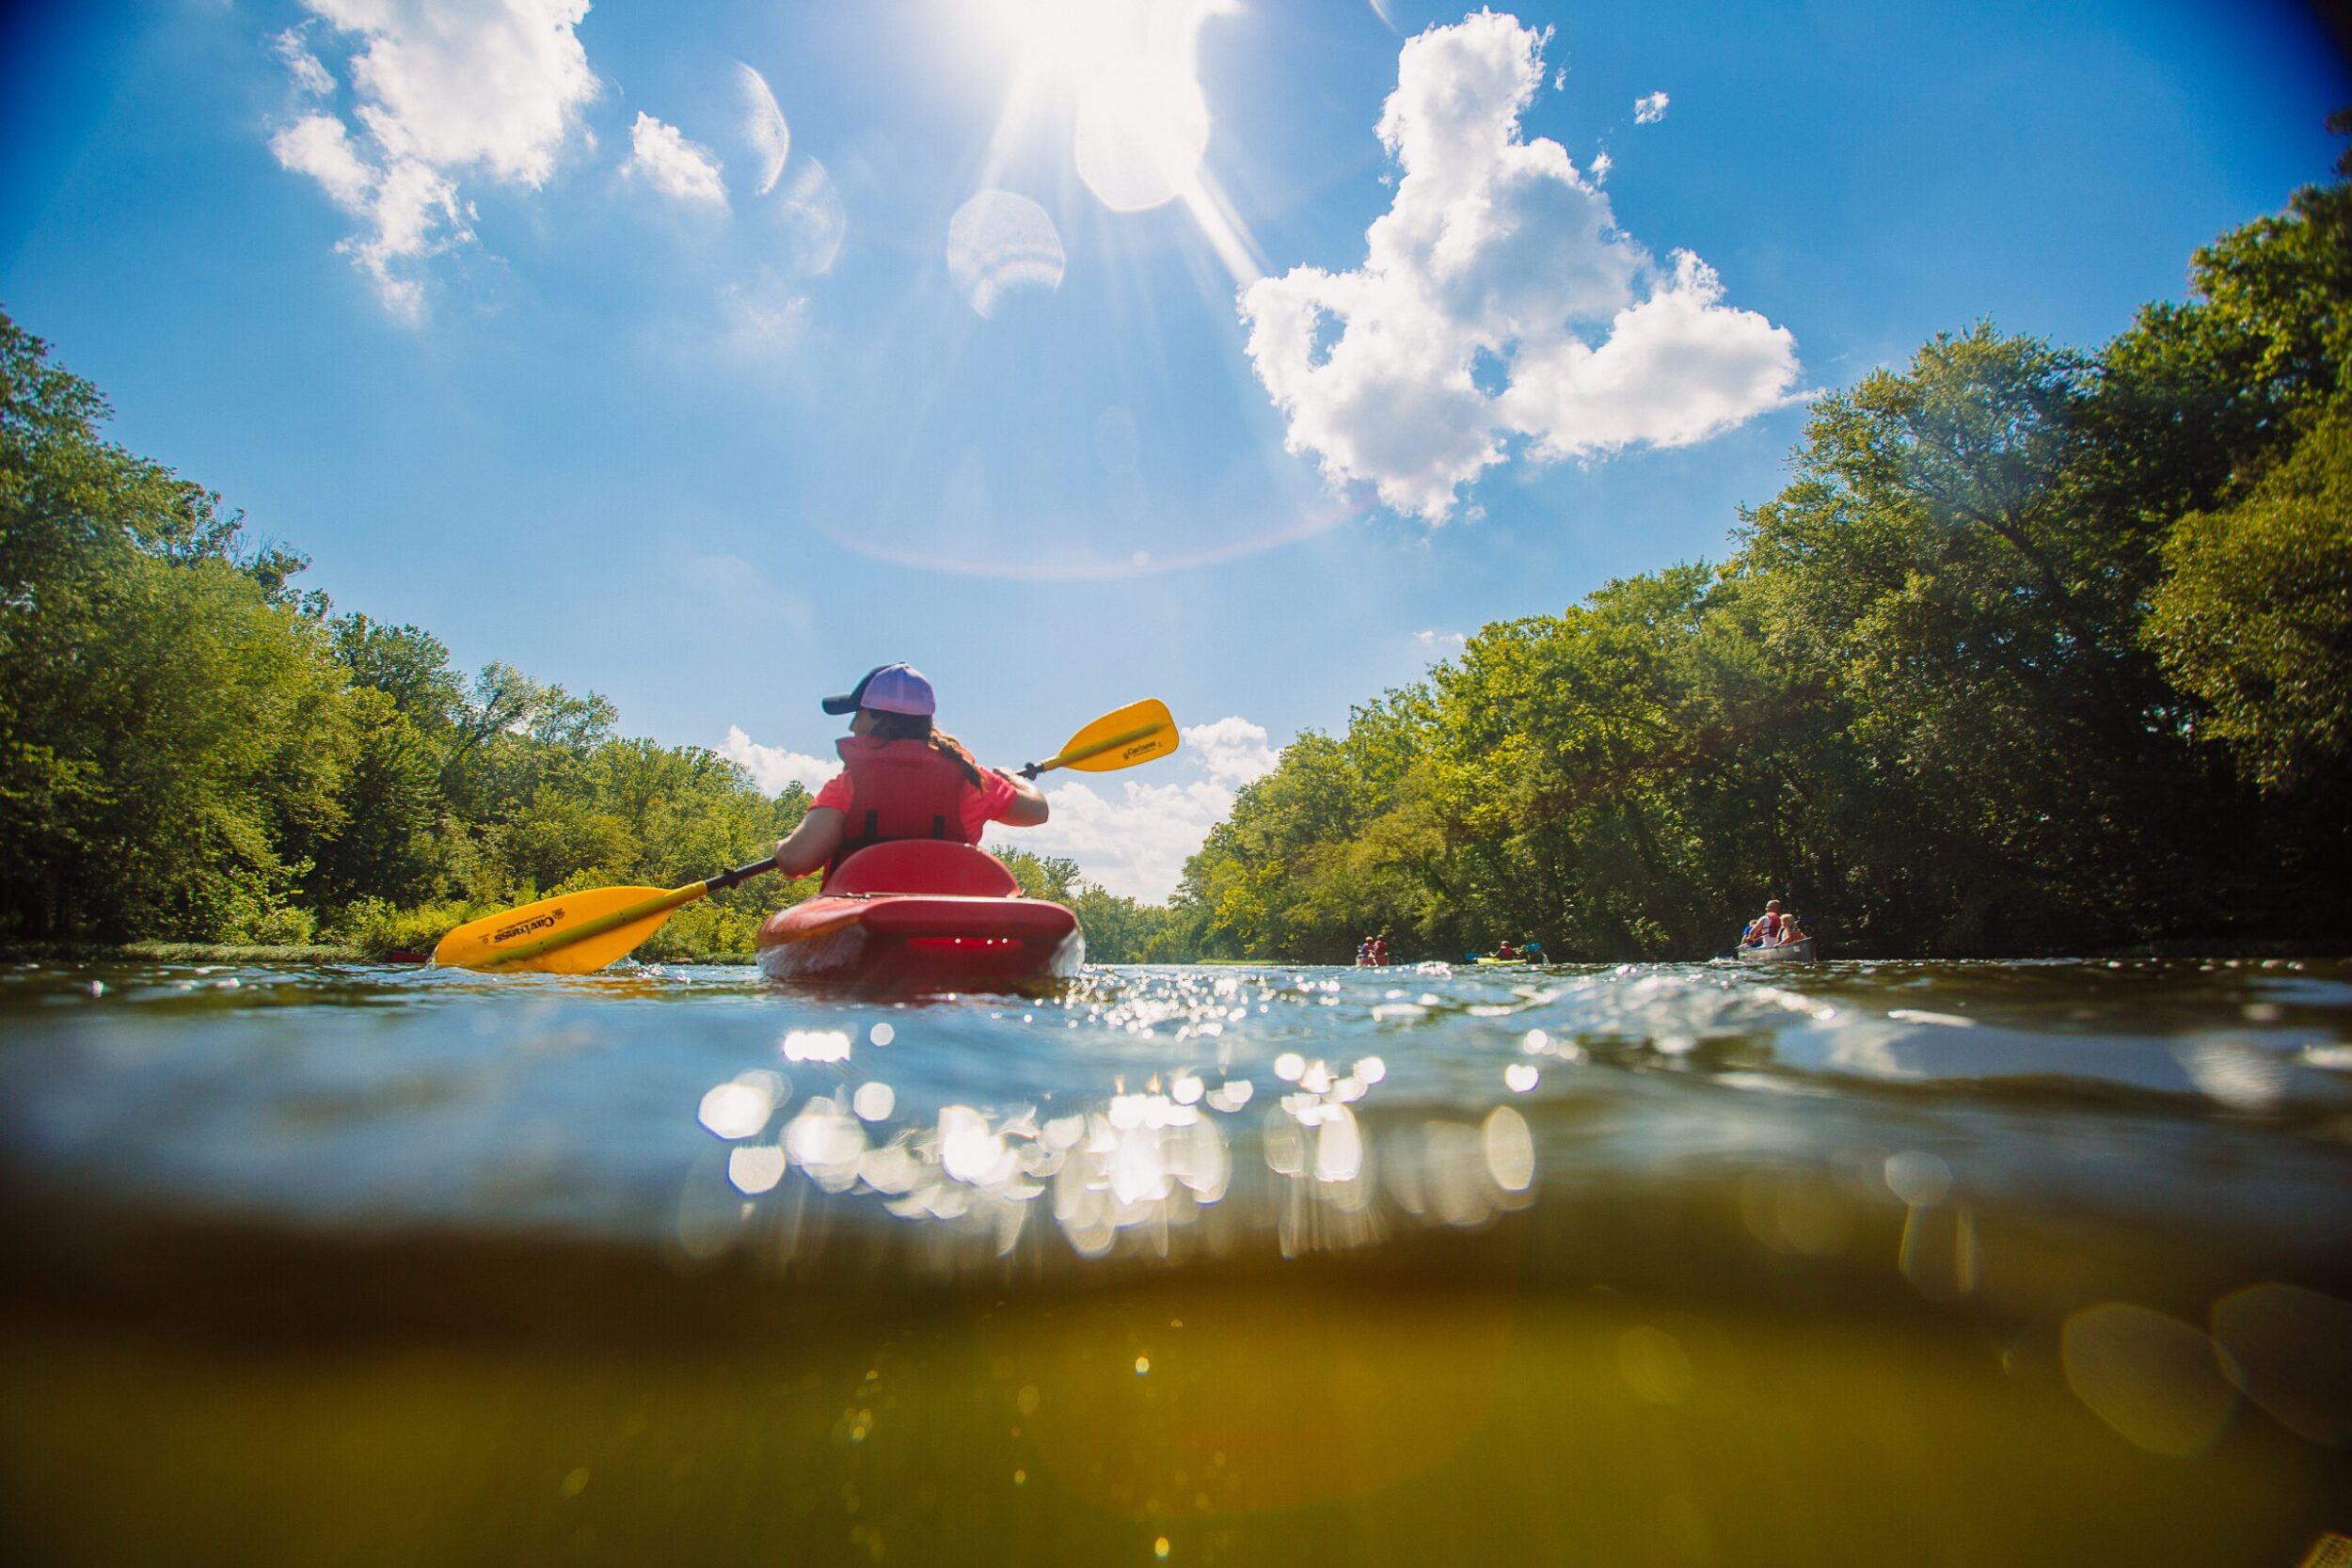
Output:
left=2, top=956, right=2348, bottom=1566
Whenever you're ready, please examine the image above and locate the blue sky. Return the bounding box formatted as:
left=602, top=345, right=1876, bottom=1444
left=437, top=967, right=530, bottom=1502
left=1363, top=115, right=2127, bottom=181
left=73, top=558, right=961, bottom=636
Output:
left=3, top=0, right=2344, bottom=896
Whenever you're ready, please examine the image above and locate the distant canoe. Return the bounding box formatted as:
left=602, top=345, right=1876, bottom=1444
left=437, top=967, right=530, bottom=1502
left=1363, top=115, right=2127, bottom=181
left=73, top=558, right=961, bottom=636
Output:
left=1736, top=938, right=1816, bottom=963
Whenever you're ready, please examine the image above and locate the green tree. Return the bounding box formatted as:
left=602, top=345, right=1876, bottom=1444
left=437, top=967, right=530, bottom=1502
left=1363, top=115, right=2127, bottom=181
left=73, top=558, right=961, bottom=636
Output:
left=993, top=847, right=1082, bottom=903
left=1068, top=882, right=1172, bottom=963
left=2147, top=410, right=2352, bottom=794
left=300, top=687, right=443, bottom=911
left=1, top=310, right=364, bottom=939
left=1738, top=325, right=2226, bottom=950
left=333, top=613, right=464, bottom=731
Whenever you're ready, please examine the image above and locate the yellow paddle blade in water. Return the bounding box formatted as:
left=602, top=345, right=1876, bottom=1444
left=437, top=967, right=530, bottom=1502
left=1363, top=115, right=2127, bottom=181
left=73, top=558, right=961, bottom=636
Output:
left=431, top=883, right=704, bottom=974
left=1038, top=699, right=1179, bottom=774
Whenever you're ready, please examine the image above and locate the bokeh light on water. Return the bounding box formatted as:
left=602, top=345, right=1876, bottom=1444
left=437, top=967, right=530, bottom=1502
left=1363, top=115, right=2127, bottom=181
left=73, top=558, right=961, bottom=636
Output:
left=3, top=956, right=2350, bottom=1563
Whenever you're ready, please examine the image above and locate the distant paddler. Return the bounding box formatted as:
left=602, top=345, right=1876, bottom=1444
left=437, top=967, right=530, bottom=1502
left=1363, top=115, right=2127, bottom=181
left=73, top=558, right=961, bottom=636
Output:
left=1740, top=899, right=1788, bottom=950
left=1731, top=898, right=1817, bottom=962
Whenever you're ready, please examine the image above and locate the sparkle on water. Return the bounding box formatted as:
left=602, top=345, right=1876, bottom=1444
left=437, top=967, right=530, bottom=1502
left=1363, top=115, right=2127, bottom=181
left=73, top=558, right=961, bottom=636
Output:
left=4, top=955, right=2350, bottom=1563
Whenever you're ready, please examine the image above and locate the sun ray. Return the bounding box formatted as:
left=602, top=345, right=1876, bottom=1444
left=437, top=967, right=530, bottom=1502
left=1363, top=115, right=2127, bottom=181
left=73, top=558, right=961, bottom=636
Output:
left=1176, top=166, right=1266, bottom=288
left=977, top=54, right=1044, bottom=190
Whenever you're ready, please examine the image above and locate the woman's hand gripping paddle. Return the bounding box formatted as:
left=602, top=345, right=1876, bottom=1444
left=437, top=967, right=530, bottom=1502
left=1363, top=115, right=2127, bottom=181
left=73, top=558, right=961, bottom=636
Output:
left=433, top=699, right=1181, bottom=973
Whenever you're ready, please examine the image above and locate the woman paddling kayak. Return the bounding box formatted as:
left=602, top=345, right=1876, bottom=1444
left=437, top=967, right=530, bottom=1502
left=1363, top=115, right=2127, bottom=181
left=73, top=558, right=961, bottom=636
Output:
left=432, top=684, right=1173, bottom=977
left=759, top=663, right=1074, bottom=990
left=771, top=662, right=1050, bottom=883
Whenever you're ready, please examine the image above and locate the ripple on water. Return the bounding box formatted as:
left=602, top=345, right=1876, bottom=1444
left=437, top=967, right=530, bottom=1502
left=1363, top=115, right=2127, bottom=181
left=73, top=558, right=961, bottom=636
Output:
left=1, top=959, right=2349, bottom=1284
left=5, top=956, right=2350, bottom=1568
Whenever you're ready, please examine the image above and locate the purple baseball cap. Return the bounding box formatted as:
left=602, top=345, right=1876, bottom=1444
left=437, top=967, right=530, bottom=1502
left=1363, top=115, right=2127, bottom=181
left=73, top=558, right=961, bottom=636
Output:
left=821, top=662, right=936, bottom=717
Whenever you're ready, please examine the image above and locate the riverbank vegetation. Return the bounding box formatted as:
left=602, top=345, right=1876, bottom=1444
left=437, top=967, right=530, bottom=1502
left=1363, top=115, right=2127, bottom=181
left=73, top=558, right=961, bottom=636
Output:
left=0, top=313, right=813, bottom=960
left=1154, top=131, right=2352, bottom=961
left=0, top=315, right=1177, bottom=962
left=5, top=138, right=2346, bottom=964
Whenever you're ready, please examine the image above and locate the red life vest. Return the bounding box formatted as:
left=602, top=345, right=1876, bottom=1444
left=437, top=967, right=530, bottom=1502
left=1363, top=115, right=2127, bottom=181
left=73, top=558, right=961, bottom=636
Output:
left=825, top=736, right=977, bottom=882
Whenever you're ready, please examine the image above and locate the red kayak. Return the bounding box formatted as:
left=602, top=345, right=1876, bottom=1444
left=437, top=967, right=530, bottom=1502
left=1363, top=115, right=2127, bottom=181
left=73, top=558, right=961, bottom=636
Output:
left=755, top=841, right=1084, bottom=991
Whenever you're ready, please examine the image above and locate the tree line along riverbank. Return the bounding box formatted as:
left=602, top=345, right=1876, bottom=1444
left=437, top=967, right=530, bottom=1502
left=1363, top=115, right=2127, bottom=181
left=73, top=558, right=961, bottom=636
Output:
left=0, top=304, right=1173, bottom=963
left=1152, top=130, right=2352, bottom=963
left=4, top=132, right=2348, bottom=964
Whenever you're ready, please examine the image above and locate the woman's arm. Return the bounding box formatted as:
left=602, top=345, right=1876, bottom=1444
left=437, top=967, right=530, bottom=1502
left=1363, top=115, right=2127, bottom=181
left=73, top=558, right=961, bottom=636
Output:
left=993, top=769, right=1050, bottom=828
left=773, top=806, right=847, bottom=877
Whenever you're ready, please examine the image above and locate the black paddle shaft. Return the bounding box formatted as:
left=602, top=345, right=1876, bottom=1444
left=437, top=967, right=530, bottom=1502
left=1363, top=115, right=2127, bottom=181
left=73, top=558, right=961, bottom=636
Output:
left=705, top=857, right=781, bottom=894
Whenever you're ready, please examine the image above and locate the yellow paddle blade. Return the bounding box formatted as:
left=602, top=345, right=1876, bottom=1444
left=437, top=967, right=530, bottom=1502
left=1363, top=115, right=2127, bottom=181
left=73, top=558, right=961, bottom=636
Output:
left=431, top=883, right=702, bottom=974
left=1039, top=699, right=1179, bottom=774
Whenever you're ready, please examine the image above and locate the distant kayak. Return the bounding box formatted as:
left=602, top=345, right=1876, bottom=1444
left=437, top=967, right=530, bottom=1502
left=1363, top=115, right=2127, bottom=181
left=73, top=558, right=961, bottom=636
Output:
left=755, top=842, right=1083, bottom=992
left=1736, top=938, right=1817, bottom=963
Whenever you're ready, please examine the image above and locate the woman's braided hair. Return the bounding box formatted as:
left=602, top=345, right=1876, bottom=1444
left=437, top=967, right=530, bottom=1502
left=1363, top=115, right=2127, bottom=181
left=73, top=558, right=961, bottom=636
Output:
left=866, top=708, right=986, bottom=787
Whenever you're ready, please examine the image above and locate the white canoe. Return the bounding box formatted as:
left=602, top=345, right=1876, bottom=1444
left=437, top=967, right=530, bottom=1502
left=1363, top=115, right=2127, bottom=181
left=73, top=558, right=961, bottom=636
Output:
left=1736, top=937, right=1816, bottom=963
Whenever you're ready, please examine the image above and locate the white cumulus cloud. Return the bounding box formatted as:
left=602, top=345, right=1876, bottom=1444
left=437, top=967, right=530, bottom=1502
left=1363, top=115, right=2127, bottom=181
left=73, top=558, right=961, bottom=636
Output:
left=272, top=28, right=336, bottom=97
left=997, top=777, right=1239, bottom=904
left=267, top=0, right=599, bottom=318
left=718, top=726, right=834, bottom=797
left=1499, top=250, right=1804, bottom=459
left=1416, top=628, right=1468, bottom=649
left=625, top=111, right=728, bottom=207
left=270, top=113, right=373, bottom=210
left=319, top=0, right=596, bottom=183
left=1238, top=12, right=1796, bottom=520
left=1633, top=90, right=1670, bottom=124
left=1183, top=716, right=1279, bottom=784
left=996, top=714, right=1282, bottom=901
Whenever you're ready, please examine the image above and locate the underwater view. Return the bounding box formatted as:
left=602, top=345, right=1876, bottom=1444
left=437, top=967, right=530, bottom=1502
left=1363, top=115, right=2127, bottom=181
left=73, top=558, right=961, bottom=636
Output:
left=4, top=957, right=2348, bottom=1565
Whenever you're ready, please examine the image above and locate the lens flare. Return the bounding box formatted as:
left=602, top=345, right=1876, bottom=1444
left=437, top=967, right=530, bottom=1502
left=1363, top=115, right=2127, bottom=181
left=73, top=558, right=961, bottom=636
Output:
left=946, top=189, right=1067, bottom=317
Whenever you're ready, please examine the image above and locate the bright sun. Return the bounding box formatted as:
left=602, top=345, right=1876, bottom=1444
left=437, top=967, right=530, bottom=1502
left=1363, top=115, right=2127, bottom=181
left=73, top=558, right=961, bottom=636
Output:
left=972, top=0, right=1223, bottom=215
left=977, top=0, right=1136, bottom=80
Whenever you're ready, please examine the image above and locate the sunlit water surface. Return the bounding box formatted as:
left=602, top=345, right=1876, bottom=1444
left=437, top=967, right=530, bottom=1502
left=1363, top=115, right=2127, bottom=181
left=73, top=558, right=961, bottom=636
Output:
left=3, top=958, right=2348, bottom=1565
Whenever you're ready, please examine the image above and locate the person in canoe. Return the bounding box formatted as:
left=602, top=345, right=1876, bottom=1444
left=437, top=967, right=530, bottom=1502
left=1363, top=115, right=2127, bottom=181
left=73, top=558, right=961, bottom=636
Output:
left=1740, top=899, right=1786, bottom=948
left=771, top=663, right=1050, bottom=881
left=1370, top=932, right=1391, bottom=965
